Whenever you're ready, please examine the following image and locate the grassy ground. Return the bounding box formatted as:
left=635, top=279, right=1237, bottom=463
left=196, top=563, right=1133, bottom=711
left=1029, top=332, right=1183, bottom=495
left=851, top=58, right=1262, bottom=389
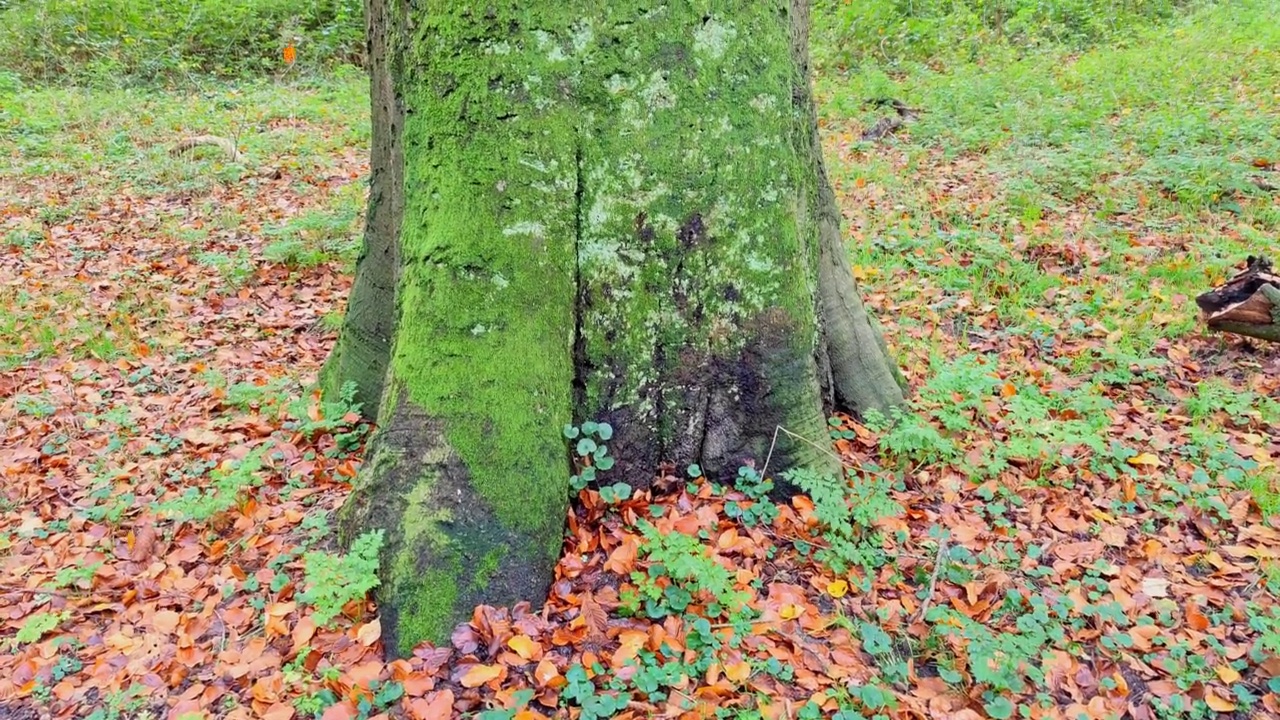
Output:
left=1, top=2, right=1279, bottom=718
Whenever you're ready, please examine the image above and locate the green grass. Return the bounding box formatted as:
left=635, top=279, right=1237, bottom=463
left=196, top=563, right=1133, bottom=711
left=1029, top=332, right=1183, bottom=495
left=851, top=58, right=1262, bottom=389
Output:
left=0, top=0, right=363, bottom=83
left=2, top=73, right=367, bottom=193
left=815, top=0, right=1280, bottom=540
left=819, top=0, right=1279, bottom=361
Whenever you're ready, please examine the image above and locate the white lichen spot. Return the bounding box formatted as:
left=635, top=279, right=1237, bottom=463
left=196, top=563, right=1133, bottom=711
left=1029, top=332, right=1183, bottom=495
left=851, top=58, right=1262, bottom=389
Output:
left=588, top=198, right=610, bottom=232
left=503, top=221, right=546, bottom=239
left=605, top=73, right=635, bottom=96
left=749, top=93, right=778, bottom=114
left=519, top=157, right=553, bottom=174
left=571, top=21, right=595, bottom=54
left=639, top=71, right=676, bottom=111
left=484, top=40, right=512, bottom=56
left=620, top=99, right=643, bottom=129
left=693, top=17, right=737, bottom=60
left=745, top=251, right=775, bottom=274
left=579, top=237, right=623, bottom=271
left=491, top=273, right=509, bottom=290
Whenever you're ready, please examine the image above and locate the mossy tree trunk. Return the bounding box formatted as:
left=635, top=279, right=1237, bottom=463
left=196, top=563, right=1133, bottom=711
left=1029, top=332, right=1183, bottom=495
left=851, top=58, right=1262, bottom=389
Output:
left=331, top=0, right=906, bottom=658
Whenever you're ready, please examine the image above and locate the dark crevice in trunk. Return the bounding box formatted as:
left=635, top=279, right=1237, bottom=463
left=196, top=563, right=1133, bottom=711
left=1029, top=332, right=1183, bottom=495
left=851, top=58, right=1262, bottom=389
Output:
left=694, top=229, right=715, bottom=468
left=570, top=131, right=589, bottom=421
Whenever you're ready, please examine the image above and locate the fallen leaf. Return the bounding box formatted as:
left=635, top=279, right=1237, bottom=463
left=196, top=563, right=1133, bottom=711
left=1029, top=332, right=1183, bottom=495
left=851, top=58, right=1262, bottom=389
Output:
left=356, top=618, right=381, bottom=646
left=151, top=610, right=181, bottom=635
left=1141, top=577, right=1169, bottom=598
left=826, top=579, right=849, bottom=598
left=507, top=634, right=540, bottom=661
left=459, top=664, right=504, bottom=688
left=724, top=661, right=752, bottom=683
left=261, top=705, right=295, bottom=720
left=579, top=593, right=608, bottom=641
left=1205, top=692, right=1237, bottom=712
left=779, top=604, right=803, bottom=620
left=408, top=690, right=454, bottom=720
left=1127, top=452, right=1161, bottom=468
left=130, top=524, right=159, bottom=562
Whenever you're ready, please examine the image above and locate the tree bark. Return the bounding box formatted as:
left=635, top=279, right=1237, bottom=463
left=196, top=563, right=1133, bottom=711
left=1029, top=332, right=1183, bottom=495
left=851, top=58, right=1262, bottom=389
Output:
left=332, top=0, right=906, bottom=657
left=319, top=0, right=405, bottom=419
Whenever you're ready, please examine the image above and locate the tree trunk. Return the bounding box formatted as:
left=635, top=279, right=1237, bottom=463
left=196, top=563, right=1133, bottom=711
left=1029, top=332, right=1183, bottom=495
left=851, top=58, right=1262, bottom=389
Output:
left=332, top=0, right=906, bottom=658
left=319, top=0, right=405, bottom=419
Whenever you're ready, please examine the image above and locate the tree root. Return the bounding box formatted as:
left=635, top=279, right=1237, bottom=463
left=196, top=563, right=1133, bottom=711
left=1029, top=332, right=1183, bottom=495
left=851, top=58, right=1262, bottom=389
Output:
left=169, top=135, right=244, bottom=163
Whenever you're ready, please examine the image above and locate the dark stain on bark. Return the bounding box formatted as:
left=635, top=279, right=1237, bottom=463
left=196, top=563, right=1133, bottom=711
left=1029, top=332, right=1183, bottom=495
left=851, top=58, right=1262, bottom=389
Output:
left=597, top=404, right=662, bottom=491
left=676, top=212, right=706, bottom=249
left=634, top=211, right=655, bottom=245
left=582, top=205, right=811, bottom=493
left=700, top=307, right=805, bottom=485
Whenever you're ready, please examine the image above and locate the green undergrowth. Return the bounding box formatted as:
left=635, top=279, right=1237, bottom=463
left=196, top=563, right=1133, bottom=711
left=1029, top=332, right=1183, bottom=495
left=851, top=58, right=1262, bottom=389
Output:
left=569, top=458, right=908, bottom=720
left=818, top=0, right=1279, bottom=359
left=2, top=75, right=367, bottom=192
left=813, top=0, right=1199, bottom=68
left=0, top=0, right=363, bottom=84
left=807, top=2, right=1280, bottom=717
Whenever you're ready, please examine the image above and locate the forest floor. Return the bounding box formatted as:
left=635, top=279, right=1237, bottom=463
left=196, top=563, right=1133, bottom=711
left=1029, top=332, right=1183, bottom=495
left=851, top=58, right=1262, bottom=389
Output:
left=2, top=4, right=1279, bottom=720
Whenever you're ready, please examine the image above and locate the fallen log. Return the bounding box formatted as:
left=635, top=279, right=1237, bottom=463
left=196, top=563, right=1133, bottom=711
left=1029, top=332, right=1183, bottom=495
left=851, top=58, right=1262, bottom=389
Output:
left=1195, top=255, right=1280, bottom=343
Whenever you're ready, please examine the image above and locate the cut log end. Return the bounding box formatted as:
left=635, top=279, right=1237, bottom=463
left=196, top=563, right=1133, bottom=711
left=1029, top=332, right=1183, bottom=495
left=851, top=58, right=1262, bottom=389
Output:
left=1196, top=255, right=1280, bottom=343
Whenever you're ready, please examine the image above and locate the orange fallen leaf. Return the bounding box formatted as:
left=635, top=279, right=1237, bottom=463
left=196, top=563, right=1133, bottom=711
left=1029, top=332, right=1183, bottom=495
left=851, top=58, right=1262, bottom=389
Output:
left=261, top=704, right=295, bottom=720
left=408, top=690, right=454, bottom=720
left=724, top=661, right=752, bottom=683
left=348, top=660, right=385, bottom=688
left=534, top=659, right=563, bottom=689
left=292, top=615, right=317, bottom=652
left=1216, top=664, right=1241, bottom=684
left=611, top=630, right=648, bottom=668
left=151, top=610, right=181, bottom=635
left=1186, top=602, right=1210, bottom=632
left=130, top=524, right=159, bottom=562
left=605, top=536, right=639, bottom=574
left=460, top=664, right=504, bottom=688
left=356, top=618, right=381, bottom=646
left=320, top=701, right=357, bottom=720
left=1205, top=692, right=1237, bottom=712
left=507, top=634, right=539, bottom=661
left=579, top=593, right=608, bottom=641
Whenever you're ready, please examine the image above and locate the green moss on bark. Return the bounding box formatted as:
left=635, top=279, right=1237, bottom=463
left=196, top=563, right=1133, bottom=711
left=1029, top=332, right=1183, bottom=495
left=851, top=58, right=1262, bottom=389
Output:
left=392, top=568, right=458, bottom=658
